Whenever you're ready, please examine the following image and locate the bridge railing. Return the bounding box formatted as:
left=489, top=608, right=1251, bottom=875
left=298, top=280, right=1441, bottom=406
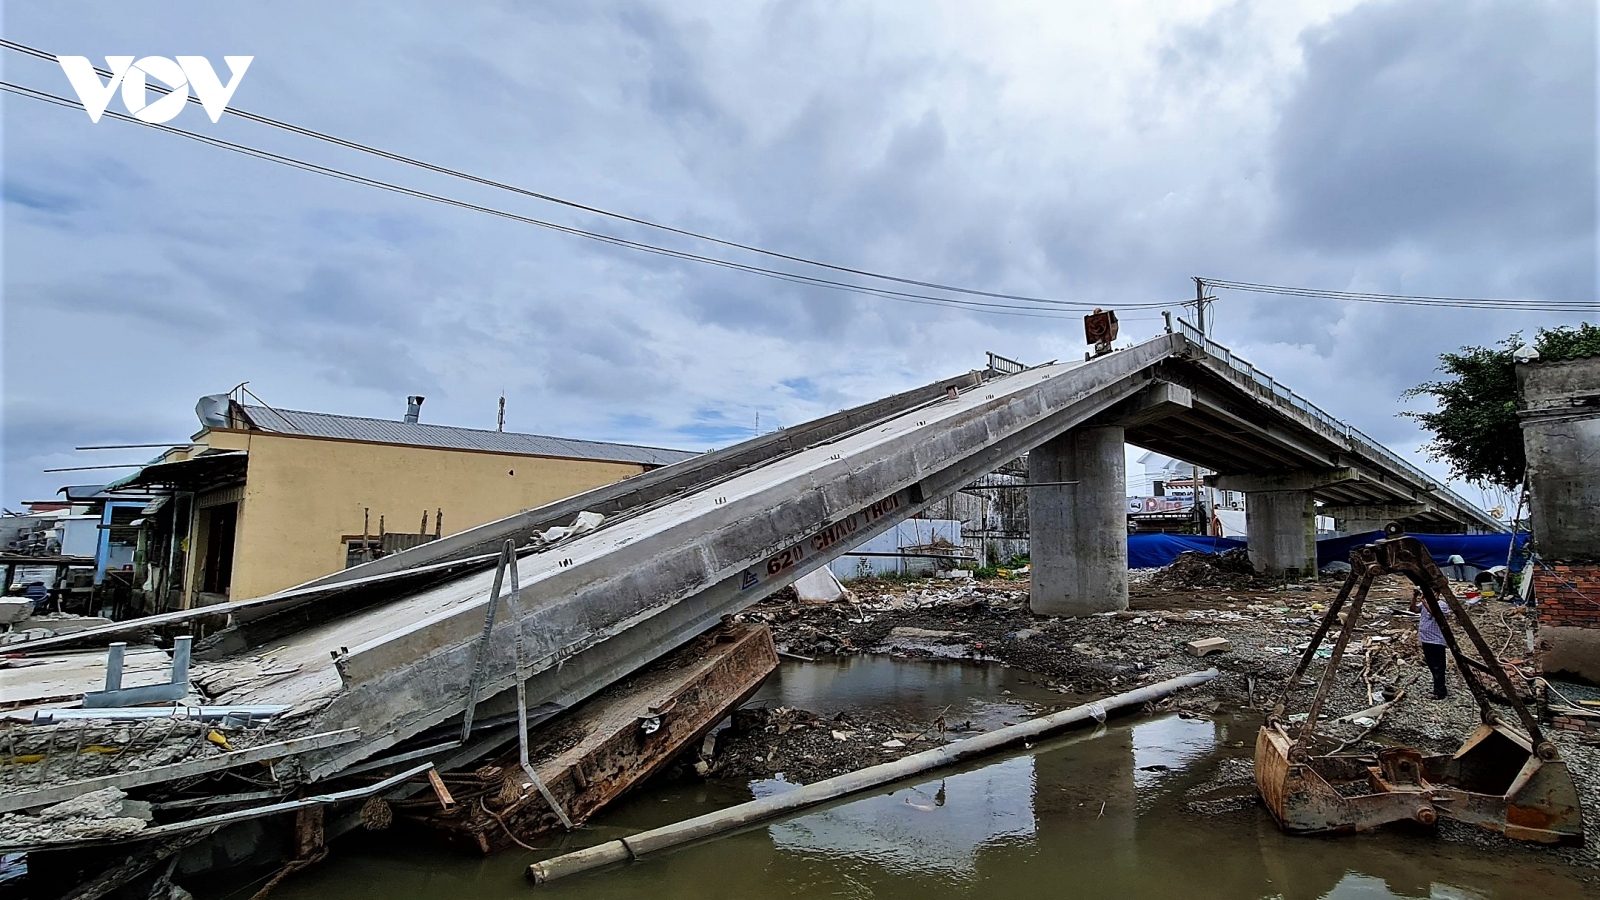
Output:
left=1172, top=320, right=1493, bottom=527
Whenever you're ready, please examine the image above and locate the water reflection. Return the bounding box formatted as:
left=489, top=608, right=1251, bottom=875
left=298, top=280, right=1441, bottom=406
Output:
left=751, top=656, right=1063, bottom=730
left=260, top=659, right=1592, bottom=900
left=759, top=756, right=1036, bottom=877
left=1131, top=715, right=1217, bottom=789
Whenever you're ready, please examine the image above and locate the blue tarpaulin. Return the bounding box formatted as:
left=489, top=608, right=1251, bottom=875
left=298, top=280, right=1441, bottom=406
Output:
left=1315, top=531, right=1530, bottom=572
left=1125, top=531, right=1529, bottom=571
left=1127, top=533, right=1246, bottom=569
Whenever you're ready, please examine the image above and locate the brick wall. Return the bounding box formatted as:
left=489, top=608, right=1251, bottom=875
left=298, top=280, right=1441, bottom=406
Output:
left=1550, top=712, right=1600, bottom=735
left=1536, top=563, right=1600, bottom=630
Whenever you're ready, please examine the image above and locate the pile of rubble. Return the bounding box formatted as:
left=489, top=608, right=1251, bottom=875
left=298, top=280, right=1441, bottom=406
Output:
left=1144, top=548, right=1256, bottom=591
left=740, top=567, right=1566, bottom=757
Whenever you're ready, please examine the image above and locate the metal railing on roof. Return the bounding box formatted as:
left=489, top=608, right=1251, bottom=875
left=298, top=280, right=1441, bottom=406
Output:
left=986, top=351, right=1027, bottom=376
left=1172, top=320, right=1494, bottom=527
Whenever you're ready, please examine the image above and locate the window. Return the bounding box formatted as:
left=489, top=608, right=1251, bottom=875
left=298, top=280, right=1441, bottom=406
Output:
left=344, top=539, right=383, bottom=569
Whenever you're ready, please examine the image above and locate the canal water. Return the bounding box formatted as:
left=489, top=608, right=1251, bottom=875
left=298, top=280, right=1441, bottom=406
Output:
left=261, top=657, right=1592, bottom=900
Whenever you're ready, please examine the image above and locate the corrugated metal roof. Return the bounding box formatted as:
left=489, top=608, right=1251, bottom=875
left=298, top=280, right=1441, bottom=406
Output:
left=238, top=406, right=698, bottom=467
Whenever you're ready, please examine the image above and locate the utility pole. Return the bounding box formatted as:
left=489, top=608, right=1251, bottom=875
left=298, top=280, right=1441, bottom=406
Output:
left=1188, top=277, right=1217, bottom=336
left=497, top=396, right=505, bottom=433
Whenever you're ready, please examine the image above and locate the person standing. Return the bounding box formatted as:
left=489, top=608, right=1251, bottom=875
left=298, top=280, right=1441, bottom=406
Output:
left=1412, top=588, right=1449, bottom=700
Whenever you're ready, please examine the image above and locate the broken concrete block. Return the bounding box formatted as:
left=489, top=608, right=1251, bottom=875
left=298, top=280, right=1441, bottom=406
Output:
left=1186, top=637, right=1232, bottom=657
left=794, top=568, right=846, bottom=604
left=0, top=599, right=34, bottom=626
left=887, top=626, right=964, bottom=642
left=39, top=788, right=151, bottom=823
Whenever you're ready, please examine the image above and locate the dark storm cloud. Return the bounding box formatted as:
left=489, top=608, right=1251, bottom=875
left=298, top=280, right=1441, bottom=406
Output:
left=1273, top=0, right=1595, bottom=276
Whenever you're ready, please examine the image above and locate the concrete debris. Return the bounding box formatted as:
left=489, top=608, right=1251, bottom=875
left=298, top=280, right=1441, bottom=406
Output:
left=1, top=613, right=114, bottom=646
left=886, top=626, right=967, bottom=641
left=0, top=599, right=34, bottom=626
left=1186, top=637, right=1232, bottom=657
left=39, top=787, right=151, bottom=823
left=2, top=788, right=153, bottom=844
left=794, top=568, right=846, bottom=604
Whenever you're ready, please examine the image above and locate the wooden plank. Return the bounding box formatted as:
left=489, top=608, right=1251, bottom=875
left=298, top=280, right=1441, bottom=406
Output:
left=426, top=768, right=456, bottom=810
left=0, top=728, right=359, bottom=814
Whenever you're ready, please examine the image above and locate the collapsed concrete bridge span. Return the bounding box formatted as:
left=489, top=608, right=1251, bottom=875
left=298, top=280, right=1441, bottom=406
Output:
left=8, top=325, right=1500, bottom=799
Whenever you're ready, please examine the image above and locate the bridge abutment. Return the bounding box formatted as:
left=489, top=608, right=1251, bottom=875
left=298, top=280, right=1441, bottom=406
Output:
left=1028, top=425, right=1128, bottom=616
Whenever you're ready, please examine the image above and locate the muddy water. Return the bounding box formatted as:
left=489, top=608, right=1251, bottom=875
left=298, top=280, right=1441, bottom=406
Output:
left=751, top=654, right=1072, bottom=728
left=266, top=657, right=1593, bottom=900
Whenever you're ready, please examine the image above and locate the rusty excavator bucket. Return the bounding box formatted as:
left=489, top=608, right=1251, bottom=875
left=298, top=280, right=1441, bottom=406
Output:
left=1255, top=528, right=1584, bottom=845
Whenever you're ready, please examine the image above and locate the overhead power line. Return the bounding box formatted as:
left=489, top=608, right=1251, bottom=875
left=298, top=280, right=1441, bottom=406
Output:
left=1, top=38, right=1168, bottom=314
left=2, top=80, right=1157, bottom=322
left=1200, top=278, right=1597, bottom=314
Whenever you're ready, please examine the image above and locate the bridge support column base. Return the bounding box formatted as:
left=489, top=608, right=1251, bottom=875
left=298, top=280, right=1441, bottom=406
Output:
left=1028, top=425, right=1127, bottom=616
left=1246, top=490, right=1317, bottom=577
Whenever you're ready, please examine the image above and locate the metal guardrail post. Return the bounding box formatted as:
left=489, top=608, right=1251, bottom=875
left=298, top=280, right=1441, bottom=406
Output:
left=104, top=642, right=126, bottom=692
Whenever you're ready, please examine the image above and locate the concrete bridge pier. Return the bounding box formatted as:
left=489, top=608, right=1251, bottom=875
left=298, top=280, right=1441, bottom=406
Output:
left=1209, top=469, right=1356, bottom=578
left=1243, top=491, right=1317, bottom=576
left=1028, top=425, right=1127, bottom=616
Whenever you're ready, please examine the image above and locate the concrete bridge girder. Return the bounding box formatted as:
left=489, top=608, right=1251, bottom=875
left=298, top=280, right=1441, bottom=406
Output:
left=1320, top=503, right=1432, bottom=534
left=299, top=340, right=1181, bottom=778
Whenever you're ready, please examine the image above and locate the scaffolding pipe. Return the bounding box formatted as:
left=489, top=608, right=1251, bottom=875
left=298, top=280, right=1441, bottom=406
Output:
left=527, top=668, right=1219, bottom=884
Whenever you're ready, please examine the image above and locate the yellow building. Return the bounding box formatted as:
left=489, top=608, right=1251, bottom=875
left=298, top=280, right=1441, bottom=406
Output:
left=110, top=396, right=696, bottom=609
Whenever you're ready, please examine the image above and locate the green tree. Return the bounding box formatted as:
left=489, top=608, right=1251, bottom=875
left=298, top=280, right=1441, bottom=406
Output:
left=1404, top=323, right=1600, bottom=490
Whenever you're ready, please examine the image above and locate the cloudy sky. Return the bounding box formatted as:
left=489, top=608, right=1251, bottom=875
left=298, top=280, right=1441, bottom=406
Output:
left=3, top=1, right=1594, bottom=510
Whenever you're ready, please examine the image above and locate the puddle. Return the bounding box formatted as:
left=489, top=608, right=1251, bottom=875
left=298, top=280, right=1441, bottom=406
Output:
left=750, top=654, right=1071, bottom=731
left=258, top=657, right=1592, bottom=900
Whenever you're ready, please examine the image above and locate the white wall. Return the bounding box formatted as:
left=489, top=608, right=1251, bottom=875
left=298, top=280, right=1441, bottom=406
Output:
left=58, top=516, right=100, bottom=558
left=830, top=519, right=963, bottom=579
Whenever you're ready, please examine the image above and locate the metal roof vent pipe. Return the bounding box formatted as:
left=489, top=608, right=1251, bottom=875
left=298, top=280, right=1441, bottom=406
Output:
left=404, top=395, right=425, bottom=424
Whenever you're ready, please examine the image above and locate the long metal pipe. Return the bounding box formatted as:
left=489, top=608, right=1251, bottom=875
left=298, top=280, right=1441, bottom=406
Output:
left=527, top=669, right=1219, bottom=885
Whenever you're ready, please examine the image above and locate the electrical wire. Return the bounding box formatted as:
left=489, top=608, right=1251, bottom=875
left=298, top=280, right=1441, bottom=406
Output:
left=1201, top=278, right=1597, bottom=313
left=1, top=79, right=1135, bottom=321
left=1, top=39, right=1170, bottom=313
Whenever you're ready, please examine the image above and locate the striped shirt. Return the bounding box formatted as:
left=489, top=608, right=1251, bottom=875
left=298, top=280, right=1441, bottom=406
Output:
left=1418, top=602, right=1445, bottom=645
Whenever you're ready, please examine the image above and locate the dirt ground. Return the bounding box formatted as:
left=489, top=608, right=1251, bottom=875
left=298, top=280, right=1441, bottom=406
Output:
left=711, top=560, right=1600, bottom=875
